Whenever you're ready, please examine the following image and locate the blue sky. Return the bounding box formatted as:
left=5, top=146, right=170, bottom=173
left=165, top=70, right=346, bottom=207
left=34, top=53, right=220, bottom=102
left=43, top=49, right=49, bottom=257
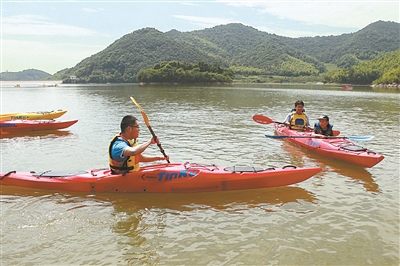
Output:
left=1, top=0, right=399, bottom=74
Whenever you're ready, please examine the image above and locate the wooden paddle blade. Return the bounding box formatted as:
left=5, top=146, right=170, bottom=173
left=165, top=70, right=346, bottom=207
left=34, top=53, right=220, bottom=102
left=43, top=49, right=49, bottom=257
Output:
left=252, top=114, right=274, bottom=124
left=141, top=112, right=150, bottom=127
left=130, top=96, right=142, bottom=110
left=130, top=97, right=150, bottom=126
left=130, top=96, right=170, bottom=163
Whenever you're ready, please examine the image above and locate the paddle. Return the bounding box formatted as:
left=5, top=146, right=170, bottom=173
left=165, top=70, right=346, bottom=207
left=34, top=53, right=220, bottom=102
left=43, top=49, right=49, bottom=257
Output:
left=265, top=135, right=374, bottom=142
left=252, top=114, right=285, bottom=125
left=130, top=96, right=170, bottom=163
left=253, top=114, right=343, bottom=136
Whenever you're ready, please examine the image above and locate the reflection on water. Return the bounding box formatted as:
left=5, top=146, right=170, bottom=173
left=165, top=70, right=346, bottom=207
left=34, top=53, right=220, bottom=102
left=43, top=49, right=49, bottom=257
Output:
left=279, top=140, right=380, bottom=193
left=0, top=129, right=73, bottom=139
left=0, top=185, right=318, bottom=265
left=0, top=184, right=318, bottom=214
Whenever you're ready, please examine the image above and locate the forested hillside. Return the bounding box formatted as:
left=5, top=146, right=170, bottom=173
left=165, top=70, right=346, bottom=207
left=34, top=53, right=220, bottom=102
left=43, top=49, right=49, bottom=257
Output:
left=1, top=69, right=51, bottom=81
left=170, top=23, right=326, bottom=75
left=56, top=28, right=220, bottom=83
left=287, top=21, right=399, bottom=68
left=136, top=61, right=233, bottom=83
left=323, top=49, right=400, bottom=85
left=51, top=20, right=399, bottom=85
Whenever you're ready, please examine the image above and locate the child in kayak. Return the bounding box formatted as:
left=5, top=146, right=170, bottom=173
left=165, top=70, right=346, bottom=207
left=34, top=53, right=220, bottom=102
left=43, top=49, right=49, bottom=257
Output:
left=313, top=115, right=334, bottom=137
left=282, top=100, right=311, bottom=130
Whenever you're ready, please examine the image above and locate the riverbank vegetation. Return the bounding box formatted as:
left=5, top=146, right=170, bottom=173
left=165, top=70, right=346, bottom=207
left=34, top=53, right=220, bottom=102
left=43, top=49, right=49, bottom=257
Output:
left=136, top=61, right=233, bottom=83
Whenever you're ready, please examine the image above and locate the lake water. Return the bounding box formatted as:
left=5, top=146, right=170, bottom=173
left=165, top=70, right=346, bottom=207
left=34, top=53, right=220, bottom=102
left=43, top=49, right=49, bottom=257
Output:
left=1, top=81, right=399, bottom=265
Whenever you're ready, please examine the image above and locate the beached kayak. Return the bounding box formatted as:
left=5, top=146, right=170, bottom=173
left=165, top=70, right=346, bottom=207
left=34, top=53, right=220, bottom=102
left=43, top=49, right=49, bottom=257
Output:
left=0, top=109, right=67, bottom=120
left=0, top=119, right=78, bottom=134
left=273, top=124, right=384, bottom=168
left=0, top=163, right=321, bottom=193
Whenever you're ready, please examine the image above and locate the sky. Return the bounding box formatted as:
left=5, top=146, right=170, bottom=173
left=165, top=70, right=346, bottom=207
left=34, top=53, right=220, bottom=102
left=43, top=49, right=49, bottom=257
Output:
left=1, top=0, right=399, bottom=74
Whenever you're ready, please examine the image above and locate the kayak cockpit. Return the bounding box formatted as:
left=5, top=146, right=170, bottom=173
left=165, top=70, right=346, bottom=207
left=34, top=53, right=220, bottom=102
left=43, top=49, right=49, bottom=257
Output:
left=29, top=169, right=109, bottom=178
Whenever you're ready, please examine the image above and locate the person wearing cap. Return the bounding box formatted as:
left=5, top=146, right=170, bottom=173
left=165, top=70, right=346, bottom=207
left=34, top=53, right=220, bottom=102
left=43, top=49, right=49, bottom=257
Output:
left=313, top=115, right=334, bottom=137
left=282, top=100, right=311, bottom=130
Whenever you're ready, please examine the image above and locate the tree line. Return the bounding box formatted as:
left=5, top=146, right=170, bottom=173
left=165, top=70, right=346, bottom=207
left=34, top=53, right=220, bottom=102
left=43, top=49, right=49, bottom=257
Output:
left=323, top=50, right=400, bottom=85
left=136, top=61, right=234, bottom=83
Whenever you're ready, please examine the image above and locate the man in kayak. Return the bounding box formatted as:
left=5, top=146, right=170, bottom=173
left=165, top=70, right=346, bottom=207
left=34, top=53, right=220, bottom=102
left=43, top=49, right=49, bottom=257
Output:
left=282, top=100, right=311, bottom=130
left=313, top=115, right=334, bottom=137
left=109, top=115, right=169, bottom=174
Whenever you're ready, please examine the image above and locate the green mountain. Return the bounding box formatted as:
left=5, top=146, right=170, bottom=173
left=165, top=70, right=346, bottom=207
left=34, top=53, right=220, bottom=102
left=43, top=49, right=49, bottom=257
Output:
left=51, top=20, right=399, bottom=84
left=323, top=49, right=400, bottom=85
left=55, top=28, right=219, bottom=83
left=286, top=21, right=400, bottom=65
left=0, top=69, right=51, bottom=81
left=170, top=23, right=326, bottom=75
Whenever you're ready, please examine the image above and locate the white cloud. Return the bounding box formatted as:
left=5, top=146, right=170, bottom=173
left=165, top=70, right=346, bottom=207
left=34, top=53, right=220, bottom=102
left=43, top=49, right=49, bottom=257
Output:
left=173, top=15, right=240, bottom=28
left=83, top=7, right=105, bottom=13
left=180, top=2, right=200, bottom=7
left=256, top=25, right=321, bottom=38
left=2, top=14, right=99, bottom=36
left=217, top=0, right=399, bottom=28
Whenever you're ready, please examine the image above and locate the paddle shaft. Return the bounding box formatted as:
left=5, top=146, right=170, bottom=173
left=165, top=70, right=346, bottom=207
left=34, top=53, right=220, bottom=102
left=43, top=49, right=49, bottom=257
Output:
left=147, top=125, right=169, bottom=162
left=253, top=114, right=344, bottom=136
left=265, top=135, right=374, bottom=142
left=130, top=97, right=170, bottom=163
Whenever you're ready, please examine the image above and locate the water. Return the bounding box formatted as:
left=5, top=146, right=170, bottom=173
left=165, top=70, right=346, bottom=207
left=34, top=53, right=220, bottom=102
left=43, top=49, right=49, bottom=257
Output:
left=1, top=82, right=399, bottom=265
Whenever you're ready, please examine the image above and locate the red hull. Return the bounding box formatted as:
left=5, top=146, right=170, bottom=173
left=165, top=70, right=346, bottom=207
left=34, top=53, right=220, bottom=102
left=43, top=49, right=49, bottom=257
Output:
left=0, top=119, right=78, bottom=134
left=273, top=124, right=384, bottom=168
left=342, top=85, right=353, bottom=90
left=0, top=163, right=321, bottom=193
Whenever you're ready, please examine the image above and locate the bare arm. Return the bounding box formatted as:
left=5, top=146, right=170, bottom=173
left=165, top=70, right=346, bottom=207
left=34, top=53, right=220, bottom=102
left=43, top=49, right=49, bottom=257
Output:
left=123, top=136, right=169, bottom=162
left=140, top=154, right=169, bottom=162
left=122, top=137, right=156, bottom=157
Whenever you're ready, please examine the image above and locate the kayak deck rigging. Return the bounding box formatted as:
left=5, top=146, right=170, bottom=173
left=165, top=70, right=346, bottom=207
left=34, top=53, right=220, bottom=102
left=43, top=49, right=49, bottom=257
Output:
left=272, top=124, right=384, bottom=168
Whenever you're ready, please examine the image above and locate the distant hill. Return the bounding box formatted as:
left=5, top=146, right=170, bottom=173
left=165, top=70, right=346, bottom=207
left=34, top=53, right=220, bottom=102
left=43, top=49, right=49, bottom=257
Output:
left=285, top=21, right=400, bottom=64
left=323, top=49, right=400, bottom=85
left=0, top=69, right=51, bottom=81
left=50, top=20, right=399, bottom=84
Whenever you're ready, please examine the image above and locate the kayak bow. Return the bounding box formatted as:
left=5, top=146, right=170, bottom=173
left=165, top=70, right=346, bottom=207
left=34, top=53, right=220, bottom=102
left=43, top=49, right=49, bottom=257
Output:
left=0, top=119, right=78, bottom=134
left=0, top=110, right=67, bottom=120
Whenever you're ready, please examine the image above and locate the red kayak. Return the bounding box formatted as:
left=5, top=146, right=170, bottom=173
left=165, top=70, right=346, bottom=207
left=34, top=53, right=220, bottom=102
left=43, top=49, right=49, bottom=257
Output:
left=0, top=119, right=78, bottom=134
left=273, top=123, right=384, bottom=168
left=0, top=163, right=321, bottom=193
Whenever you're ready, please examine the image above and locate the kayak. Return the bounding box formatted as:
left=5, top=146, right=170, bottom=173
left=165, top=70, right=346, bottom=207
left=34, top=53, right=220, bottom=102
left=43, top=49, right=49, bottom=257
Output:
left=0, top=109, right=67, bottom=120
left=273, top=124, right=384, bottom=168
left=0, top=163, right=322, bottom=193
left=0, top=119, right=78, bottom=134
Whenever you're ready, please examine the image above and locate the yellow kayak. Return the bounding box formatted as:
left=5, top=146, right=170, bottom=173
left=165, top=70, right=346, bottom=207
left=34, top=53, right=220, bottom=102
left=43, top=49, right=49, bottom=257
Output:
left=0, top=109, right=67, bottom=120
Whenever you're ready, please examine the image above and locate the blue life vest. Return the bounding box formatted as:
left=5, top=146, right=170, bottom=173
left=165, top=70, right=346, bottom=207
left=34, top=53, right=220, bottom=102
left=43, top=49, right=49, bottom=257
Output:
left=314, top=122, right=334, bottom=136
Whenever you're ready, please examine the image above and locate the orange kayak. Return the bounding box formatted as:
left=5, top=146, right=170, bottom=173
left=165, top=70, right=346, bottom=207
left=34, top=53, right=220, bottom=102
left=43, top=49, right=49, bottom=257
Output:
left=0, top=119, right=78, bottom=134
left=0, top=109, right=67, bottom=120
left=273, top=124, right=384, bottom=168
left=0, top=163, right=321, bottom=193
